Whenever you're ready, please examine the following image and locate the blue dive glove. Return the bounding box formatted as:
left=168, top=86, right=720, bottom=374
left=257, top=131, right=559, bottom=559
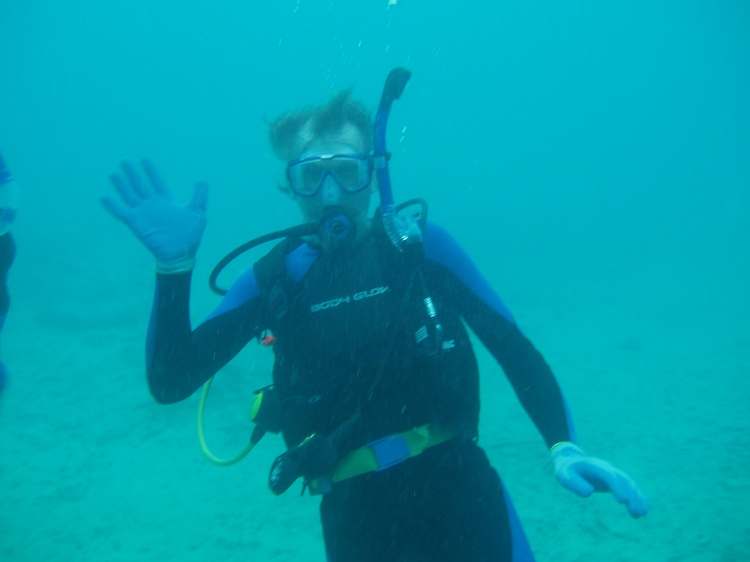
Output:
left=550, top=442, right=649, bottom=518
left=102, top=159, right=208, bottom=273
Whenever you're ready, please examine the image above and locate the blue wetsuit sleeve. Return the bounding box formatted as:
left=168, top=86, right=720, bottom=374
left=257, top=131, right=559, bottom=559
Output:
left=146, top=268, right=266, bottom=404
left=423, top=222, right=575, bottom=447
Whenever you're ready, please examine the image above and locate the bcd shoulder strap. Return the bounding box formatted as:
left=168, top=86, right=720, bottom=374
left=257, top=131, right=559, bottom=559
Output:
left=253, top=236, right=306, bottom=326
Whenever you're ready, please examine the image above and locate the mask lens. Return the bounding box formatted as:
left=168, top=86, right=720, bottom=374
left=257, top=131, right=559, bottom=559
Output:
left=287, top=155, right=371, bottom=197
left=330, top=158, right=365, bottom=191
left=300, top=160, right=327, bottom=194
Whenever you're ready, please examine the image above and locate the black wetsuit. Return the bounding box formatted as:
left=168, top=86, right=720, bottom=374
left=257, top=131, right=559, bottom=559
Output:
left=0, top=232, right=15, bottom=392
left=0, top=232, right=14, bottom=322
left=147, top=222, right=574, bottom=561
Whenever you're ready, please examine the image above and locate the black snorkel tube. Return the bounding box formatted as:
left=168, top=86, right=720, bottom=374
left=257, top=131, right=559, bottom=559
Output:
left=209, top=222, right=316, bottom=295
left=374, top=67, right=420, bottom=251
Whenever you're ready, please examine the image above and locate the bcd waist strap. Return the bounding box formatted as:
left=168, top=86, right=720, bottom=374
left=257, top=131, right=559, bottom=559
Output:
left=308, top=424, right=457, bottom=494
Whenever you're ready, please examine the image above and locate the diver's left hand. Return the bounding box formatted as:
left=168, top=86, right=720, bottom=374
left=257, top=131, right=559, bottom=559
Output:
left=550, top=442, right=649, bottom=518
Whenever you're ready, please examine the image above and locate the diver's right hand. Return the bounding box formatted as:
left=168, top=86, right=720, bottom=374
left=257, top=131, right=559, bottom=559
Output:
left=102, top=159, right=208, bottom=273
left=268, top=433, right=339, bottom=495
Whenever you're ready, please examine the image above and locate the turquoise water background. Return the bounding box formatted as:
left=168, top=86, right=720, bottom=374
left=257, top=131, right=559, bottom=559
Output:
left=1, top=2, right=748, bottom=560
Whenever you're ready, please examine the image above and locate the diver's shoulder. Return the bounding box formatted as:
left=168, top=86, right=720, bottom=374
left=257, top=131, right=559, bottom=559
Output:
left=280, top=238, right=320, bottom=283
left=423, top=221, right=465, bottom=254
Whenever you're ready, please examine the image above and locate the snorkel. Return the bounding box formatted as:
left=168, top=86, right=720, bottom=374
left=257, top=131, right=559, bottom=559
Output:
left=374, top=67, right=421, bottom=251
left=312, top=67, right=415, bottom=251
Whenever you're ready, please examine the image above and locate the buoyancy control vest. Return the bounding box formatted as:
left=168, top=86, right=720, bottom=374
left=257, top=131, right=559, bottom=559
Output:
left=251, top=224, right=481, bottom=450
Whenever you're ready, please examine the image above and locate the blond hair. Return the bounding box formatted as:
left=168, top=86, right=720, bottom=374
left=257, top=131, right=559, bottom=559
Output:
left=268, top=89, right=373, bottom=161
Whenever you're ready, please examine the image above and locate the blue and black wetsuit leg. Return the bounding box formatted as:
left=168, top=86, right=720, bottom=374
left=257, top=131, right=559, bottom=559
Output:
left=320, top=441, right=536, bottom=561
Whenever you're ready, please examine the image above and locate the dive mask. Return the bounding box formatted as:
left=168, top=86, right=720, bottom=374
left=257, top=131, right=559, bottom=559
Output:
left=286, top=154, right=373, bottom=198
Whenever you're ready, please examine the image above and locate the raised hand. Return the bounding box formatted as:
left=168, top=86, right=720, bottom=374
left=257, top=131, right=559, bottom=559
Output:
left=102, top=159, right=208, bottom=273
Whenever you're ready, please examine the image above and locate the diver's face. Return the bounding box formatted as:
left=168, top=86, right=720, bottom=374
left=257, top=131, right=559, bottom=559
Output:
left=288, top=121, right=374, bottom=229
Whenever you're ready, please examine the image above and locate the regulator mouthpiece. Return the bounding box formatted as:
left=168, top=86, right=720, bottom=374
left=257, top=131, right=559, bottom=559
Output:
left=319, top=207, right=357, bottom=249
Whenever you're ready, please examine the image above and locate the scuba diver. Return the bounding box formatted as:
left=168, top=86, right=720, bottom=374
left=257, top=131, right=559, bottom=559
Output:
left=101, top=70, right=648, bottom=561
left=0, top=152, right=18, bottom=396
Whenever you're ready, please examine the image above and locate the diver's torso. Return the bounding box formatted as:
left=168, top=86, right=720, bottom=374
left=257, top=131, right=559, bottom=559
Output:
left=267, top=234, right=480, bottom=446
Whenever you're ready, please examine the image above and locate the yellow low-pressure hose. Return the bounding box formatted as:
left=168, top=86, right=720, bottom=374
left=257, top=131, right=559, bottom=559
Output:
left=197, top=375, right=257, bottom=466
